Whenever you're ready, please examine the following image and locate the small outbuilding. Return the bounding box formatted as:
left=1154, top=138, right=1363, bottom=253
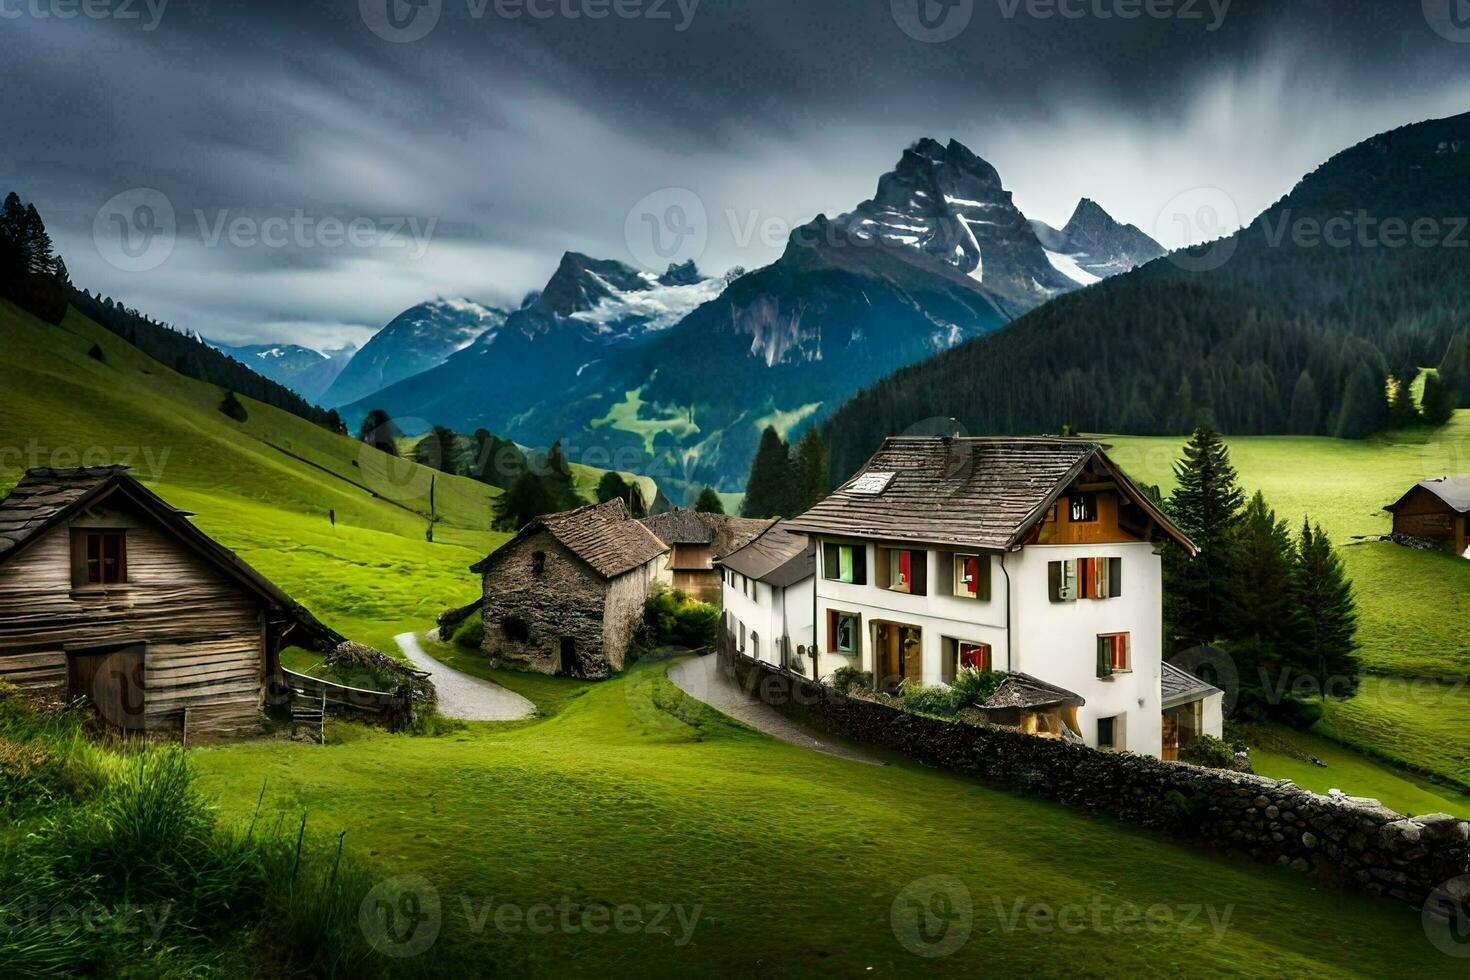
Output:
left=0, top=466, right=337, bottom=737
left=639, top=508, right=771, bottom=603
left=1385, top=476, right=1470, bottom=557
left=471, top=499, right=668, bottom=678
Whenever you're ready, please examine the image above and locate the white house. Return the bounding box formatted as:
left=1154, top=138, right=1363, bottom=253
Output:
left=723, top=435, right=1224, bottom=762
left=718, top=522, right=816, bottom=673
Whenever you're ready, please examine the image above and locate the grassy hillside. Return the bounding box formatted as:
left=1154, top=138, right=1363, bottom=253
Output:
left=193, top=657, right=1455, bottom=977
left=0, top=299, right=506, bottom=650
left=1110, top=421, right=1470, bottom=788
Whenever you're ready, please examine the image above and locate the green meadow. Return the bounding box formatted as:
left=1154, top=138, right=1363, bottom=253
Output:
left=192, top=659, right=1453, bottom=978
left=1111, top=423, right=1470, bottom=790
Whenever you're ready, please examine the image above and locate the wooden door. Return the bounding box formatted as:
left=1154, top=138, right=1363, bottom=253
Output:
left=69, top=644, right=146, bottom=730
left=1161, top=713, right=1179, bottom=761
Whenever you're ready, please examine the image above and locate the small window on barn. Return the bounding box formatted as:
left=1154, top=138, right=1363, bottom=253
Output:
left=502, top=617, right=531, bottom=644
left=71, top=530, right=127, bottom=587
left=532, top=551, right=546, bottom=575
left=1069, top=493, right=1098, bottom=523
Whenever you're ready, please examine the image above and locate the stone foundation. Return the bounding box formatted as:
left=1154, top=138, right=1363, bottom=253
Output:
left=718, top=637, right=1470, bottom=911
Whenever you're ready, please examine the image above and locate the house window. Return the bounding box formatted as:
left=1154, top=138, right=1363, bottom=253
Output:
left=941, top=638, right=992, bottom=684
left=880, top=548, right=927, bottom=595
left=1049, top=558, right=1122, bottom=602
left=739, top=621, right=746, bottom=651
left=502, top=617, right=531, bottom=644
left=751, top=633, right=760, bottom=662
left=827, top=610, right=860, bottom=655
left=1098, top=715, right=1126, bottom=751
left=951, top=554, right=990, bottom=600
left=1096, top=633, right=1131, bottom=677
left=531, top=551, right=547, bottom=575
left=822, top=544, right=867, bottom=585
left=72, top=530, right=127, bottom=586
left=1069, top=493, right=1097, bottom=523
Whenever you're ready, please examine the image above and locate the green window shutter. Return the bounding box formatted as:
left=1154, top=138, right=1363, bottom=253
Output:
left=1096, top=636, right=1113, bottom=678
left=839, top=546, right=854, bottom=583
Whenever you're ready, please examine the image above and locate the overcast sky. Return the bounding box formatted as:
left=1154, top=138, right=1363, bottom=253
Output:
left=4, top=0, right=1469, bottom=349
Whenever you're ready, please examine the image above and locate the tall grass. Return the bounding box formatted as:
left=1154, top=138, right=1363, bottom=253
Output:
left=0, top=685, right=387, bottom=977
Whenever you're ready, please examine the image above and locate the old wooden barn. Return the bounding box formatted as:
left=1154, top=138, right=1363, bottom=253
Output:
left=1385, top=476, right=1470, bottom=557
left=0, top=466, right=337, bottom=737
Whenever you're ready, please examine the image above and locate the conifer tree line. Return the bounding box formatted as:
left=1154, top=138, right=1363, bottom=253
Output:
left=1163, top=428, right=1360, bottom=726
left=4, top=188, right=346, bottom=433
left=740, top=426, right=830, bottom=520
left=0, top=191, right=68, bottom=324
left=357, top=413, right=610, bottom=530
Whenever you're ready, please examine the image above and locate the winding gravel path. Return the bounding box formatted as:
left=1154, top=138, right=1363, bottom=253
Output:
left=669, top=654, right=882, bottom=766
left=395, top=633, right=537, bottom=722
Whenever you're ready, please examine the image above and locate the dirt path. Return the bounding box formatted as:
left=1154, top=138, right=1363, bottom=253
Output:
left=669, top=654, right=882, bottom=766
left=395, top=633, right=537, bottom=722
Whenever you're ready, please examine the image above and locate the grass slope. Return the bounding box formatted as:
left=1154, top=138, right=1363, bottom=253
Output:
left=1110, top=421, right=1470, bottom=788
left=0, top=300, right=505, bottom=650
left=193, top=658, right=1453, bottom=978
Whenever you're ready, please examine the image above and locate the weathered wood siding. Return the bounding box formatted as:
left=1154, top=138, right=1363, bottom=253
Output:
left=0, top=502, right=267, bottom=737
left=1391, top=487, right=1465, bottom=554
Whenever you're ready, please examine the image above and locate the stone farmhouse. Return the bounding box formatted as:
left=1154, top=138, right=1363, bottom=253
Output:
left=0, top=467, right=338, bottom=737
left=471, top=498, right=668, bottom=678
left=719, top=436, right=1224, bottom=761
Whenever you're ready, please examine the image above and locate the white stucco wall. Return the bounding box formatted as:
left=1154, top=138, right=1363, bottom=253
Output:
left=721, top=569, right=815, bottom=670
left=809, top=536, right=1170, bottom=757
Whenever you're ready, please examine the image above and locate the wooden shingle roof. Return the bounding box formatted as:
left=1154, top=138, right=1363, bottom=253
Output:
left=640, top=509, right=714, bottom=546
left=0, top=466, right=144, bottom=561
left=475, top=498, right=669, bottom=580
left=784, top=437, right=1196, bottom=554
left=1161, top=662, right=1224, bottom=710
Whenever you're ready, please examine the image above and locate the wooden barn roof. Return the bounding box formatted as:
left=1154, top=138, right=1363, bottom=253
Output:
left=718, top=522, right=814, bottom=588
left=784, top=437, right=1196, bottom=555
left=474, top=498, right=669, bottom=580
left=1386, top=476, right=1470, bottom=515
left=0, top=467, right=342, bottom=647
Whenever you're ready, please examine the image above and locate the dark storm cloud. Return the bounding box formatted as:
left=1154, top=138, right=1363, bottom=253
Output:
left=2, top=0, right=1466, bottom=348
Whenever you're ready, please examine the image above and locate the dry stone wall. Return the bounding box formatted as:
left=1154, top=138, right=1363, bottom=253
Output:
left=718, top=639, right=1470, bottom=911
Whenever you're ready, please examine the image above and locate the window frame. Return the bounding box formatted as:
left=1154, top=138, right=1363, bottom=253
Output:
left=1069, top=493, right=1098, bottom=523
left=950, top=553, right=990, bottom=601
left=941, top=637, right=993, bottom=684
left=71, top=529, right=128, bottom=587
left=828, top=609, right=861, bottom=656
left=879, top=547, right=928, bottom=596
left=821, top=543, right=867, bottom=585
left=1096, top=632, right=1131, bottom=676
left=1050, top=556, right=1123, bottom=602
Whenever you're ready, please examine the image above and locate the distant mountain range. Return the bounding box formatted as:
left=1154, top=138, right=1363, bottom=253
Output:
left=821, top=112, right=1470, bottom=480
left=336, top=138, right=1159, bottom=496
left=205, top=339, right=356, bottom=403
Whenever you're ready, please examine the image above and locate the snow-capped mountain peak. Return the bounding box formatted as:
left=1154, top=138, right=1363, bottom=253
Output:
left=1029, top=198, right=1167, bottom=284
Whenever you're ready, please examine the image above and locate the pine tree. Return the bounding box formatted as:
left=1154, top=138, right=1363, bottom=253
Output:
left=497, top=472, right=559, bottom=531
left=1421, top=372, right=1458, bottom=427
left=21, top=204, right=55, bottom=275
left=1289, top=370, right=1321, bottom=433
left=415, top=426, right=459, bottom=474
left=741, top=426, right=795, bottom=519
left=1291, top=520, right=1360, bottom=701
left=693, top=486, right=725, bottom=514
left=359, top=409, right=399, bottom=456
left=596, top=471, right=646, bottom=517
left=1388, top=375, right=1422, bottom=429
left=1226, top=492, right=1299, bottom=676
left=792, top=427, right=830, bottom=514
left=1164, top=427, right=1245, bottom=648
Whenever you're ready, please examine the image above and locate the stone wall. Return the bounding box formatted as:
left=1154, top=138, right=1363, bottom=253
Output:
left=718, top=637, right=1470, bottom=911
left=481, top=531, right=613, bottom=678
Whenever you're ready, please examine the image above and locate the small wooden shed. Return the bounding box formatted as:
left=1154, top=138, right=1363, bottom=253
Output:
left=0, top=466, right=338, bottom=736
left=1385, top=476, right=1470, bottom=557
